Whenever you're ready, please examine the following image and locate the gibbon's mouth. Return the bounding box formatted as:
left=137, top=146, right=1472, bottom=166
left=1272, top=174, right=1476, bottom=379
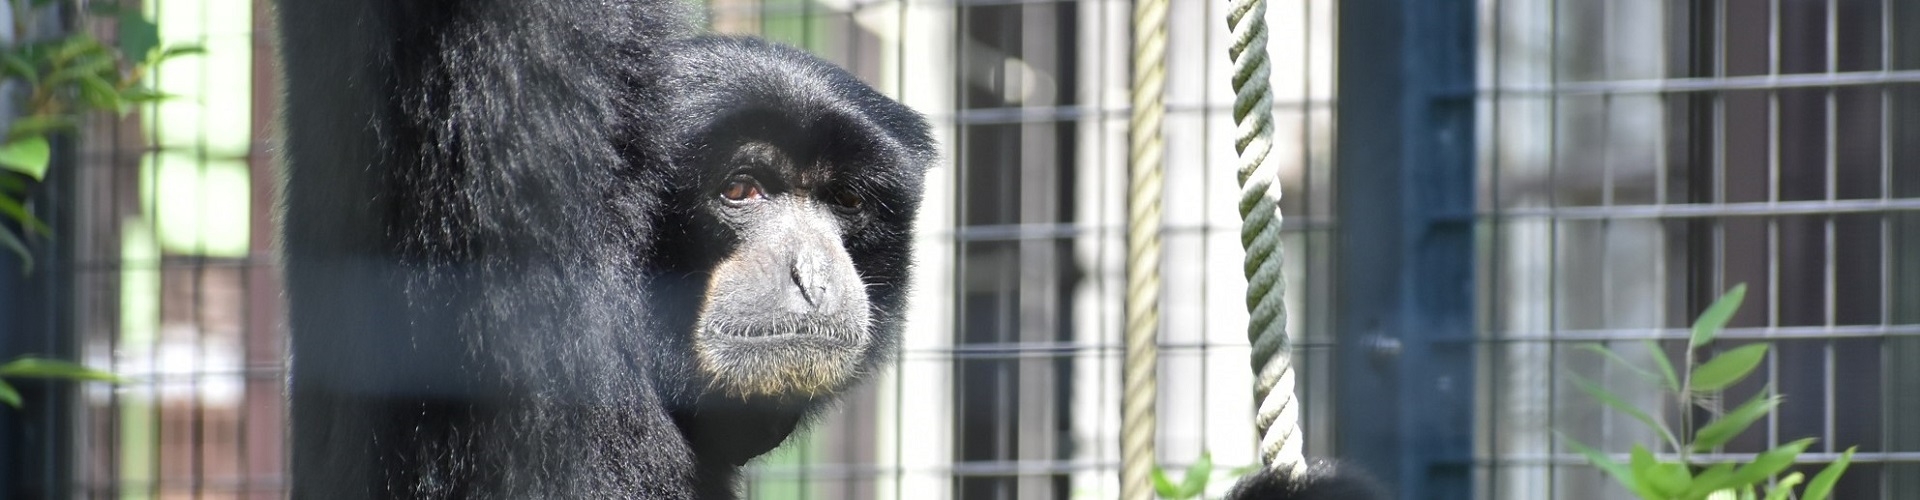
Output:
left=694, top=315, right=871, bottom=361
left=699, top=329, right=866, bottom=350
left=693, top=320, right=871, bottom=399
left=698, top=312, right=868, bottom=339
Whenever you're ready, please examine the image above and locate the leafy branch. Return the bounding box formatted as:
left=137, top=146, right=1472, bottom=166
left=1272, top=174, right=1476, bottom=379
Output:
left=0, top=0, right=201, bottom=272
left=1151, top=452, right=1259, bottom=500
left=0, top=355, right=122, bottom=409
left=1563, top=284, right=1856, bottom=500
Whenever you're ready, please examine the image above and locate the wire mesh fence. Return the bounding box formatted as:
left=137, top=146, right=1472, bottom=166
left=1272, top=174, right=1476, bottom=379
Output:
left=12, top=0, right=1912, bottom=499
left=1478, top=1, right=1918, bottom=498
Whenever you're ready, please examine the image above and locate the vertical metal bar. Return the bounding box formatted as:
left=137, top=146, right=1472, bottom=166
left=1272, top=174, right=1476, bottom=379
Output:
left=1334, top=0, right=1476, bottom=498
left=1297, top=0, right=1315, bottom=453
left=1823, top=334, right=1836, bottom=451
left=1483, top=0, right=1505, bottom=494
left=1545, top=0, right=1561, bottom=491
left=192, top=23, right=212, bottom=492
left=1710, top=0, right=1726, bottom=321
left=1883, top=0, right=1895, bottom=333
left=0, top=5, right=80, bottom=496
left=1763, top=0, right=1781, bottom=453
left=1089, top=0, right=1113, bottom=494
left=890, top=2, right=908, bottom=497
left=106, top=5, right=132, bottom=492
left=1197, top=0, right=1213, bottom=452
left=1821, top=0, right=1840, bottom=458
left=947, top=3, right=968, bottom=495
left=1888, top=2, right=1920, bottom=497
left=145, top=26, right=165, bottom=492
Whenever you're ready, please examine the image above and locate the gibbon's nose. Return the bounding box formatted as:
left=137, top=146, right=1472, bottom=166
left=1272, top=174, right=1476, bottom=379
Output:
left=787, top=253, right=827, bottom=311
left=777, top=205, right=860, bottom=315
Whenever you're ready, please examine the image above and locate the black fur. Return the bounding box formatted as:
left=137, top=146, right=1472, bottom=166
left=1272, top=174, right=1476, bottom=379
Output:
left=277, top=1, right=931, bottom=498
left=1228, top=461, right=1388, bottom=500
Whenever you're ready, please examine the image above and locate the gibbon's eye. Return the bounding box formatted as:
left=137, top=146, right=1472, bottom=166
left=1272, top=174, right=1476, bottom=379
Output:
left=721, top=176, right=765, bottom=202
left=831, top=188, right=864, bottom=211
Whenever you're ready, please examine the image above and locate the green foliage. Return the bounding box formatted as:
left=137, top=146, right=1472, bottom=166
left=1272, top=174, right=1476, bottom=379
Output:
left=1150, top=452, right=1260, bottom=500
left=1562, top=284, right=1857, bottom=500
left=0, top=0, right=201, bottom=271
left=0, top=355, right=123, bottom=409
left=1688, top=344, right=1768, bottom=392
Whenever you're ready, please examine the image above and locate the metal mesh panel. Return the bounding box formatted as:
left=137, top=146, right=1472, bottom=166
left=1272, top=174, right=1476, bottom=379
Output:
left=52, top=1, right=1338, bottom=498
left=708, top=1, right=1337, bottom=498
left=1478, top=1, right=1919, bottom=499
left=40, top=0, right=1913, bottom=499
left=61, top=0, right=282, bottom=497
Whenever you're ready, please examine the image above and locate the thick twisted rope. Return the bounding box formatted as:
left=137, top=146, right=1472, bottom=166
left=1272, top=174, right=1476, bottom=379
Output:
left=1228, top=0, right=1306, bottom=478
left=1121, top=0, right=1167, bottom=498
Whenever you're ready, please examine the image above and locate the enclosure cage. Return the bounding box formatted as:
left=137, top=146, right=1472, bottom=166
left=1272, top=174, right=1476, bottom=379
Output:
left=0, top=0, right=1914, bottom=499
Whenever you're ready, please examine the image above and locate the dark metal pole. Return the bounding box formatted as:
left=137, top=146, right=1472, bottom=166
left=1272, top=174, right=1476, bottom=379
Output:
left=1334, top=1, right=1477, bottom=498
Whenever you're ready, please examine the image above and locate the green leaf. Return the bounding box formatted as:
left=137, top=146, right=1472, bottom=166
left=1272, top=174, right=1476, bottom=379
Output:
left=1570, top=374, right=1679, bottom=447
left=58, top=53, right=118, bottom=80
left=0, top=379, right=18, bottom=408
left=50, top=35, right=107, bottom=64
left=1801, top=447, right=1856, bottom=500
left=1179, top=452, right=1213, bottom=498
left=0, top=195, right=50, bottom=236
left=1688, top=462, right=1739, bottom=497
left=47, top=54, right=116, bottom=83
left=1645, top=462, right=1693, bottom=497
left=1645, top=340, right=1682, bottom=393
left=1560, top=434, right=1644, bottom=496
left=0, top=136, right=51, bottom=180
left=0, top=357, right=125, bottom=383
left=8, top=115, right=78, bottom=139
left=1693, top=390, right=1781, bottom=452
left=1578, top=344, right=1661, bottom=384
left=1691, top=344, right=1770, bottom=392
left=1691, top=284, right=1748, bottom=348
left=118, top=11, right=161, bottom=66
left=1625, top=444, right=1693, bottom=496
left=1, top=52, right=39, bottom=84
left=1629, top=443, right=1657, bottom=478
left=0, top=225, right=31, bottom=273
left=158, top=44, right=207, bottom=61
left=1724, top=438, right=1815, bottom=489
left=1763, top=472, right=1804, bottom=500
left=119, top=86, right=176, bottom=104
left=1151, top=466, right=1183, bottom=499
left=78, top=74, right=123, bottom=111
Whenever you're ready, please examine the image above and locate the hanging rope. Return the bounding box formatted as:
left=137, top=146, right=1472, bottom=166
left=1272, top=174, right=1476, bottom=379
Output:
left=1121, top=0, right=1167, bottom=498
left=1228, top=0, right=1306, bottom=478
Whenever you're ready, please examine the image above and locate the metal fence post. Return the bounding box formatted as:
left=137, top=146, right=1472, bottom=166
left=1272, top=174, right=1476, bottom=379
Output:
left=1334, top=1, right=1476, bottom=499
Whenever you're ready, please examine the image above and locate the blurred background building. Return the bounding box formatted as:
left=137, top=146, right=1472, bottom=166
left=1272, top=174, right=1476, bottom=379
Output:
left=0, top=0, right=1913, bottom=499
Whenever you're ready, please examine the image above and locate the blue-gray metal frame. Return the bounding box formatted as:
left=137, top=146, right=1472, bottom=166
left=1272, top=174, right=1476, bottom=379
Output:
left=0, top=137, right=79, bottom=500
left=1334, top=1, right=1476, bottom=499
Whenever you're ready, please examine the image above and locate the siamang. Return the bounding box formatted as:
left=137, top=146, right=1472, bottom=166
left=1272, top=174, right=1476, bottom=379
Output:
left=277, top=0, right=1373, bottom=498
